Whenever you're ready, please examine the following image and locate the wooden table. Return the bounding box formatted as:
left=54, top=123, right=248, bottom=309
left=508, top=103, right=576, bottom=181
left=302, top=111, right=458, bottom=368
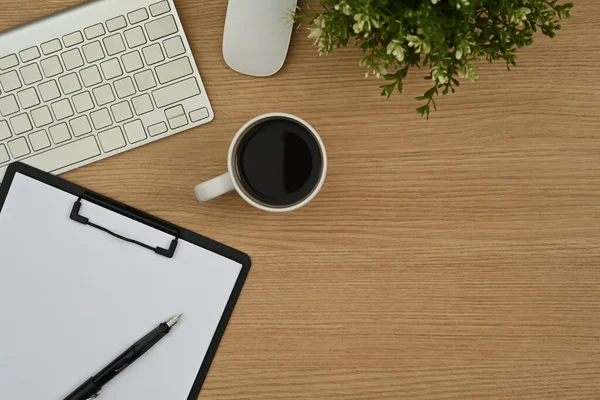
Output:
left=2, top=0, right=599, bottom=398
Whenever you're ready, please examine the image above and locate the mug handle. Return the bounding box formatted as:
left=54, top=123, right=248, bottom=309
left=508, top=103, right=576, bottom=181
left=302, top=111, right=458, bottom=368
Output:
left=195, top=173, right=235, bottom=202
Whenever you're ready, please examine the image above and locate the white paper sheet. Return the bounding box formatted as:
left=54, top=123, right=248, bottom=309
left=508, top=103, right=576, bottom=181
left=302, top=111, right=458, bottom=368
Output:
left=0, top=173, right=243, bottom=399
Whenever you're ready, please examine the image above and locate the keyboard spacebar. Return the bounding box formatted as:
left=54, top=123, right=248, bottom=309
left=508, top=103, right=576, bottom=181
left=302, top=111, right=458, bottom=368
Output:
left=21, top=136, right=101, bottom=173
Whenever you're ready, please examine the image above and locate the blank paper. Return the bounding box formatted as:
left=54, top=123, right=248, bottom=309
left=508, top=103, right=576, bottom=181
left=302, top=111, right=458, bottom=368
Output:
left=0, top=173, right=243, bottom=399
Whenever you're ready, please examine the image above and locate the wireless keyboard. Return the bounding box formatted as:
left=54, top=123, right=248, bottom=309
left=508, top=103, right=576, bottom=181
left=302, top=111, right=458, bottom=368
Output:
left=0, top=0, right=214, bottom=181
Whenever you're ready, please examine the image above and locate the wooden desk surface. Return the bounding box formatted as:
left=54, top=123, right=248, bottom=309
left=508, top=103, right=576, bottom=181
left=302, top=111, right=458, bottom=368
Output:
left=1, top=0, right=599, bottom=398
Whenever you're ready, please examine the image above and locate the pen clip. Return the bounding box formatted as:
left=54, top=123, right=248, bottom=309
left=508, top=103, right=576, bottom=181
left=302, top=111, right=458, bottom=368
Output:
left=86, top=395, right=99, bottom=400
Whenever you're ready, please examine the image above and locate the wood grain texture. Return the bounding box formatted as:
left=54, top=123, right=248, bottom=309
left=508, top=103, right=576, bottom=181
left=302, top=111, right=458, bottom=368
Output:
left=1, top=0, right=599, bottom=399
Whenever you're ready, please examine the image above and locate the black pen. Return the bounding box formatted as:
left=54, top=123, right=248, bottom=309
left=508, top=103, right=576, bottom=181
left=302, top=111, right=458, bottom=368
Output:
left=63, top=314, right=183, bottom=400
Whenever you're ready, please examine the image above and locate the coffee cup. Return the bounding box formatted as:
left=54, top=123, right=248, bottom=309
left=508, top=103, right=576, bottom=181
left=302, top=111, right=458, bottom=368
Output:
left=195, top=113, right=327, bottom=212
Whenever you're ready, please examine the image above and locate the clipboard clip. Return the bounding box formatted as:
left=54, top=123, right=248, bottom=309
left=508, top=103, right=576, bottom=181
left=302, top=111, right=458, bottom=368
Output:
left=70, top=192, right=179, bottom=259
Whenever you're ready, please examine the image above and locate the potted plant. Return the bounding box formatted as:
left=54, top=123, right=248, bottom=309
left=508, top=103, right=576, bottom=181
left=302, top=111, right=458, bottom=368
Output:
left=296, top=0, right=573, bottom=117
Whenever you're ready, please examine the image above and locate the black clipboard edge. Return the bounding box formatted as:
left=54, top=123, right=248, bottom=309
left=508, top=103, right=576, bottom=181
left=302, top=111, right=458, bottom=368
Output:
left=0, top=162, right=252, bottom=400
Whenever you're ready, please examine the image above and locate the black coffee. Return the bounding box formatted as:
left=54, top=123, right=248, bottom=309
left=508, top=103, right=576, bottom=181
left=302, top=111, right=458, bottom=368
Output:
left=235, top=118, right=323, bottom=207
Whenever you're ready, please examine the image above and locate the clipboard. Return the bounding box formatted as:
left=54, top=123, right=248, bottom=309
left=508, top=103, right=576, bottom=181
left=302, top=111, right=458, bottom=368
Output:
left=0, top=162, right=251, bottom=400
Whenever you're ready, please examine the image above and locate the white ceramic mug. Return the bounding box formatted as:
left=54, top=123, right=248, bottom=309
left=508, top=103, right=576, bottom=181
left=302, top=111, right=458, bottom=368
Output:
left=195, top=113, right=327, bottom=212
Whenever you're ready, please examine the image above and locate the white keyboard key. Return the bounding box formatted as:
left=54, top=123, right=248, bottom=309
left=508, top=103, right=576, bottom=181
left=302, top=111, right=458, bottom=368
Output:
left=0, top=95, right=19, bottom=117
left=123, top=119, right=146, bottom=143
left=38, top=80, right=61, bottom=102
left=165, top=105, right=187, bottom=129
left=148, top=121, right=167, bottom=136
left=121, top=51, right=143, bottom=73
left=40, top=56, right=63, bottom=78
left=41, top=39, right=62, bottom=55
left=190, top=107, right=209, bottom=122
left=128, top=8, right=149, bottom=24
left=20, top=63, right=43, bottom=85
left=145, top=15, right=178, bottom=41
left=82, top=41, right=105, bottom=63
left=0, top=120, right=12, bottom=140
left=152, top=77, right=200, bottom=108
left=0, top=71, right=22, bottom=92
left=142, top=43, right=164, bottom=66
left=110, top=100, right=133, bottom=123
left=165, top=104, right=183, bottom=119
left=61, top=48, right=84, bottom=71
left=49, top=122, right=71, bottom=144
left=8, top=137, right=30, bottom=157
left=59, top=73, right=82, bottom=95
left=17, top=87, right=40, bottom=109
left=124, top=26, right=147, bottom=48
left=150, top=1, right=171, bottom=17
left=80, top=65, right=103, bottom=88
left=103, top=33, right=126, bottom=56
left=31, top=105, right=53, bottom=128
left=28, top=130, right=51, bottom=151
left=84, top=23, right=106, bottom=40
left=63, top=31, right=84, bottom=47
left=0, top=144, right=9, bottom=163
left=107, top=16, right=127, bottom=32
left=100, top=58, right=123, bottom=80
left=131, top=93, right=153, bottom=115
left=98, top=126, right=126, bottom=152
left=70, top=115, right=92, bottom=137
left=113, top=77, right=136, bottom=99
left=72, top=91, right=95, bottom=113
left=10, top=113, right=32, bottom=135
left=21, top=136, right=101, bottom=173
left=90, top=108, right=112, bottom=130
left=92, top=84, right=115, bottom=106
left=134, top=69, right=156, bottom=91
left=155, top=56, right=193, bottom=84
left=51, top=98, right=74, bottom=120
left=0, top=54, right=19, bottom=71
left=19, top=46, right=40, bottom=63
left=163, top=36, right=185, bottom=59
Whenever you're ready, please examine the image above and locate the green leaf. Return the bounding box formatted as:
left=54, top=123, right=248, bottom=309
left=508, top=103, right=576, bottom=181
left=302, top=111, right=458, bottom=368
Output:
left=424, top=86, right=437, bottom=98
left=397, top=67, right=409, bottom=79
left=380, top=83, right=395, bottom=98
left=416, top=104, right=430, bottom=119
